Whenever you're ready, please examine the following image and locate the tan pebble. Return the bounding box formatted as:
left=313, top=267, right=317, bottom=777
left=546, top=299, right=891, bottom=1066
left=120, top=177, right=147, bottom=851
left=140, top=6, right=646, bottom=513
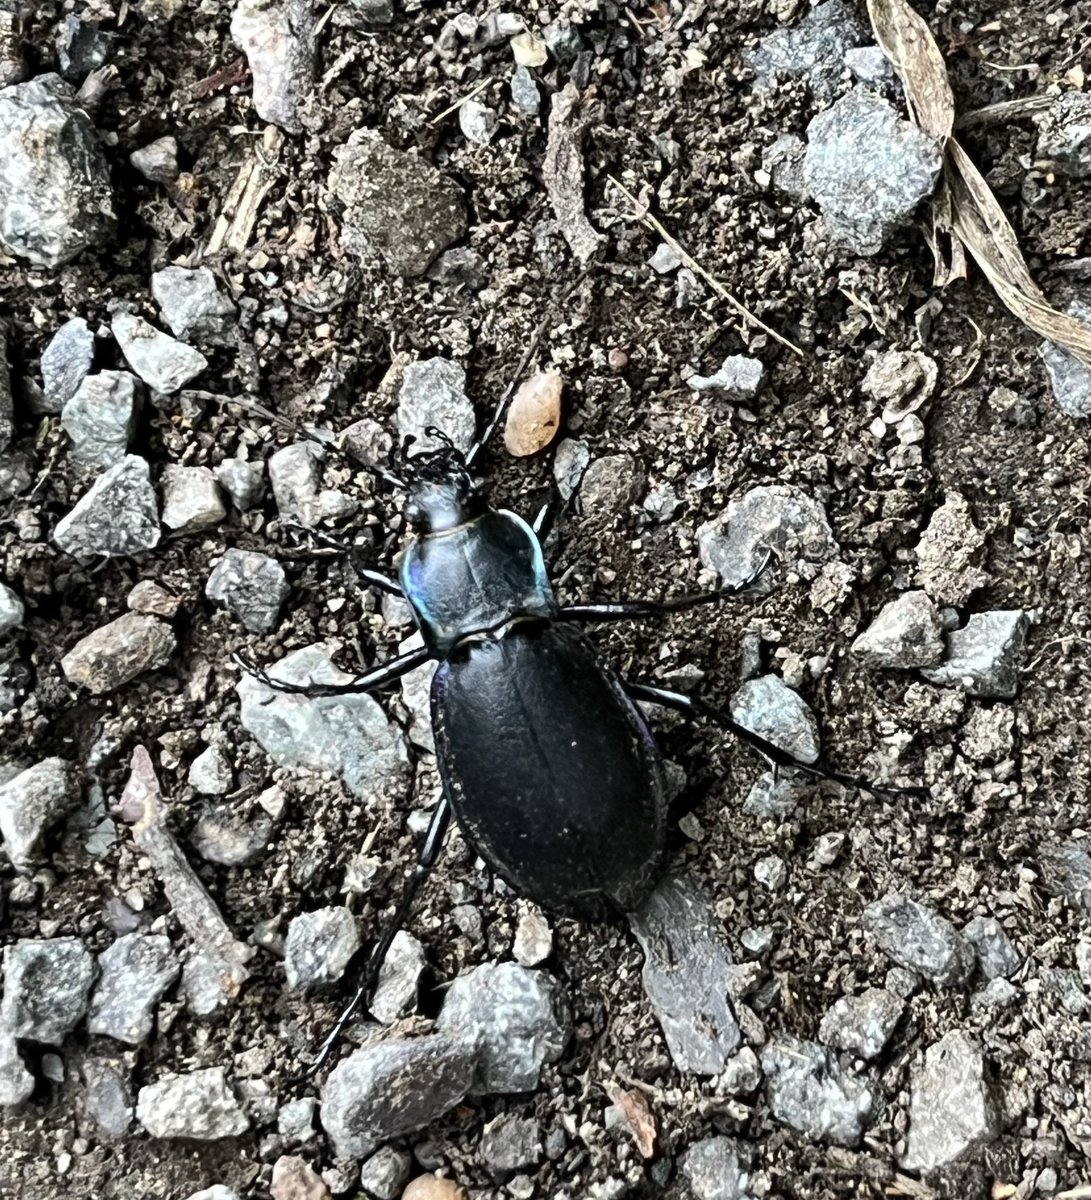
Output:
left=503, top=370, right=563, bottom=457
left=271, top=1154, right=330, bottom=1200
left=401, top=1174, right=468, bottom=1200
left=608, top=347, right=629, bottom=370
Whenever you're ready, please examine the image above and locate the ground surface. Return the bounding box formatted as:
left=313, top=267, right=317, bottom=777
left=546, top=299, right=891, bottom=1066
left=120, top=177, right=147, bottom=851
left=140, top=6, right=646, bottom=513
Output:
left=2, top=1, right=1091, bottom=1198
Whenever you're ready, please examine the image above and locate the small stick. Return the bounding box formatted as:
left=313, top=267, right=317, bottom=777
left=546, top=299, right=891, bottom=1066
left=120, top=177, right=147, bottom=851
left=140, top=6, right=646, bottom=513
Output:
left=607, top=174, right=804, bottom=357
left=429, top=78, right=492, bottom=126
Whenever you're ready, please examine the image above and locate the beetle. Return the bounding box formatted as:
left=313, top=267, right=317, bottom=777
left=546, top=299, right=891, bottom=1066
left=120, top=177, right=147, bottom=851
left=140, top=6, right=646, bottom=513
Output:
left=235, top=361, right=902, bottom=1076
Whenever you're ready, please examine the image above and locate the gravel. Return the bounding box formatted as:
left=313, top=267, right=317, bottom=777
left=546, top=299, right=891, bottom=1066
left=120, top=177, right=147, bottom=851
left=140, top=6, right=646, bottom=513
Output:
left=920, top=609, right=1030, bottom=698
left=1041, top=300, right=1091, bottom=418
left=82, top=1059, right=134, bottom=1138
left=850, top=590, right=945, bottom=668
left=41, top=316, right=96, bottom=411
left=135, top=1066, right=250, bottom=1140
left=480, top=1113, right=541, bottom=1174
left=818, top=988, right=905, bottom=1060
left=862, top=893, right=974, bottom=986
left=160, top=464, right=227, bottom=533
left=1036, top=91, right=1091, bottom=177
left=283, top=906, right=360, bottom=991
left=206, top=548, right=290, bottom=633
left=130, top=135, right=179, bottom=184
left=0, top=74, right=115, bottom=266
left=88, top=932, right=180, bottom=1044
left=579, top=453, right=645, bottom=517
left=61, top=612, right=176, bottom=694
left=913, top=492, right=988, bottom=605
left=2, top=936, right=94, bottom=1043
left=370, top=929, right=426, bottom=1023
left=730, top=674, right=820, bottom=764
left=0, top=757, right=79, bottom=870
left=111, top=312, right=208, bottom=395
left=962, top=915, right=1022, bottom=980
left=151, top=266, right=238, bottom=344
left=230, top=0, right=315, bottom=134
left=459, top=98, right=497, bottom=145
left=761, top=1036, right=876, bottom=1147
left=358, top=1146, right=411, bottom=1199
left=0, top=581, right=24, bottom=635
left=436, top=962, right=571, bottom=1094
left=396, top=357, right=476, bottom=454
left=748, top=0, right=866, bottom=102
left=53, top=454, right=161, bottom=558
left=686, top=354, right=766, bottom=399
left=61, top=370, right=141, bottom=470
left=680, top=1135, right=752, bottom=1200
left=188, top=746, right=234, bottom=795
left=215, top=457, right=266, bottom=511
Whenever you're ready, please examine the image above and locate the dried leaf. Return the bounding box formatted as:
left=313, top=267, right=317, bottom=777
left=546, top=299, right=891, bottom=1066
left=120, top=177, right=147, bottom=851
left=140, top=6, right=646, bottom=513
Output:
left=605, top=1082, right=658, bottom=1158
left=866, top=0, right=954, bottom=141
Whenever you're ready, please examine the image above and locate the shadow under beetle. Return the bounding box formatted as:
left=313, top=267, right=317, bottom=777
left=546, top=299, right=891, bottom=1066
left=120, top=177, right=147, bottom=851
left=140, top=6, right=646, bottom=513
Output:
left=237, top=365, right=901, bottom=1077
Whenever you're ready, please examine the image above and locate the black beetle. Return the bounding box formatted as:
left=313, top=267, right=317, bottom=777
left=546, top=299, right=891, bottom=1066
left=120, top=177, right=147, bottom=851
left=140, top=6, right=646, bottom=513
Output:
left=235, top=363, right=899, bottom=1075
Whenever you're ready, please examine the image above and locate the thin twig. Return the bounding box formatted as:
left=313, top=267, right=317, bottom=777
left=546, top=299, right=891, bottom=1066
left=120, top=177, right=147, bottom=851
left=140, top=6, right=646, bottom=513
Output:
left=956, top=93, right=1053, bottom=130
left=951, top=313, right=984, bottom=386
left=429, top=78, right=492, bottom=126
left=606, top=174, right=803, bottom=356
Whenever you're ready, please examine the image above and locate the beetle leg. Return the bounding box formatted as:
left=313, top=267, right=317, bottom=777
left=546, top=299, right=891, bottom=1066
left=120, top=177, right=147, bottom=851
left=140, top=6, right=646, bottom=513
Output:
left=623, top=681, right=923, bottom=801
left=283, top=523, right=403, bottom=597
left=233, top=645, right=430, bottom=697
left=304, top=795, right=454, bottom=1076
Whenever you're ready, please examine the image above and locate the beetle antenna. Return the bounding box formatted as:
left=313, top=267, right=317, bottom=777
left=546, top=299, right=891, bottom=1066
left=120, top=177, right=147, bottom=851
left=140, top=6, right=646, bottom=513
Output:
left=465, top=277, right=582, bottom=469
left=222, top=394, right=408, bottom=491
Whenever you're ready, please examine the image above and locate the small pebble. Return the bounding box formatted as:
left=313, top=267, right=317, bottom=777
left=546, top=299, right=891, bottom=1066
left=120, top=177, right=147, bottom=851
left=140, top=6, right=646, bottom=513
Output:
left=397, top=358, right=476, bottom=454
left=0, top=757, right=79, bottom=869
left=401, top=1177, right=467, bottom=1200
left=2, top=936, right=95, bottom=1043
left=61, top=612, right=176, bottom=694
left=0, top=581, right=24, bottom=635
left=271, top=1155, right=330, bottom=1200
left=152, top=265, right=237, bottom=344
left=359, top=1146, right=411, bottom=1199
left=135, top=1066, right=250, bottom=1140
left=41, top=317, right=96, bottom=410
left=215, top=457, right=265, bottom=511
left=503, top=371, right=563, bottom=457
left=510, top=66, right=539, bottom=115
left=53, top=455, right=161, bottom=558
left=513, top=906, right=553, bottom=967
left=284, top=906, right=360, bottom=991
left=112, top=312, right=207, bottom=395
left=230, top=0, right=315, bottom=134
left=127, top=580, right=180, bottom=619
left=459, top=98, right=497, bottom=145
left=188, top=746, right=234, bottom=796
left=206, top=548, right=290, bottom=634
left=88, top=932, right=179, bottom=1045
left=161, top=464, right=226, bottom=534
left=130, top=135, right=179, bottom=184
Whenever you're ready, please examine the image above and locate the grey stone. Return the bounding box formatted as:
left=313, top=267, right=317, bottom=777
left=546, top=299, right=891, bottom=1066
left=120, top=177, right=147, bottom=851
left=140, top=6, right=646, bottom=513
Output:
left=1037, top=91, right=1091, bottom=178
left=481, top=1113, right=541, bottom=1173
left=396, top=357, right=475, bottom=454
left=762, top=1036, right=875, bottom=1147
left=160, top=464, right=226, bottom=533
left=0, top=9, right=24, bottom=90
left=358, top=1146, right=410, bottom=1199
left=1041, top=301, right=1091, bottom=418
left=56, top=15, right=111, bottom=81
left=130, top=135, right=179, bottom=184
left=111, top=312, right=207, bottom=395
left=0, top=757, right=79, bottom=869
left=183, top=1190, right=239, bottom=1200
left=0, top=1032, right=32, bottom=1108
left=920, top=610, right=1030, bottom=699
left=82, top=1058, right=133, bottom=1137
left=510, top=66, right=539, bottom=115
left=277, top=1095, right=316, bottom=1143
left=753, top=855, right=787, bottom=892
left=675, top=266, right=703, bottom=309
left=818, top=988, right=904, bottom=1060
left=803, top=88, right=943, bottom=256
left=152, top=266, right=237, bottom=343
left=321, top=1034, right=477, bottom=1157
left=862, top=893, right=973, bottom=986
left=328, top=129, right=467, bottom=277
left=437, top=962, right=570, bottom=1094
left=914, top=493, right=987, bottom=606
left=681, top=1135, right=753, bottom=1200
left=962, top=916, right=1021, bottom=980
left=230, top=0, right=315, bottom=134
left=763, top=133, right=808, bottom=199
left=215, top=457, right=265, bottom=511
left=730, top=674, right=820, bottom=764
left=460, top=98, right=497, bottom=144
left=284, top=906, right=360, bottom=991
left=136, top=1066, right=249, bottom=1139
left=0, top=74, right=115, bottom=267
left=628, top=876, right=741, bottom=1075
left=649, top=242, right=681, bottom=273
left=61, top=370, right=141, bottom=470
left=206, top=548, right=290, bottom=633
left=371, top=929, right=425, bottom=1023
left=191, top=804, right=272, bottom=867
left=88, top=933, right=180, bottom=1044
left=513, top=907, right=553, bottom=967
left=1040, top=841, right=1091, bottom=913
left=742, top=768, right=811, bottom=820
left=1, top=936, right=94, bottom=1043
left=237, top=643, right=409, bottom=800
left=348, top=0, right=395, bottom=23
left=53, top=455, right=161, bottom=558
left=900, top=1030, right=998, bottom=1171
left=844, top=45, right=894, bottom=83
left=698, top=484, right=838, bottom=591
left=686, top=355, right=766, bottom=399
left=851, top=591, right=945, bottom=668
left=41, top=316, right=95, bottom=410
left=188, top=746, right=234, bottom=796
left=0, top=446, right=34, bottom=500
left=721, top=1047, right=762, bottom=1096
left=268, top=440, right=323, bottom=521
left=552, top=437, right=590, bottom=501
left=748, top=0, right=866, bottom=102
left=580, top=453, right=645, bottom=516
left=973, top=977, right=1019, bottom=1008
left=0, top=580, right=23, bottom=635
left=61, top=612, right=176, bottom=694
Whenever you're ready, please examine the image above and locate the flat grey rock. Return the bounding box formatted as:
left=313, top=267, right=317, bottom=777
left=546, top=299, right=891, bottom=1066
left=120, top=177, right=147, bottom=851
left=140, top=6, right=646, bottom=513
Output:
left=130, top=135, right=178, bottom=184
left=190, top=803, right=272, bottom=867
left=88, top=932, right=180, bottom=1044
left=730, top=674, right=820, bottom=765
left=914, top=493, right=988, bottom=605
left=762, top=1036, right=875, bottom=1147
left=396, top=357, right=476, bottom=454
left=0, top=756, right=79, bottom=869
left=206, top=548, right=289, bottom=633
left=851, top=590, right=945, bottom=668
left=112, top=312, right=207, bottom=395
left=188, top=746, right=234, bottom=796
left=160, top=464, right=226, bottom=533
left=284, top=906, right=360, bottom=991
left=268, top=440, right=323, bottom=521
left=748, top=0, right=866, bottom=102
left=61, top=370, right=141, bottom=470
left=579, top=453, right=645, bottom=517
left=763, top=133, right=808, bottom=199
left=962, top=916, right=1021, bottom=980
left=136, top=1066, right=249, bottom=1139
left=1037, top=91, right=1091, bottom=178
left=358, top=1147, right=410, bottom=1199
left=819, top=988, right=904, bottom=1060
left=329, top=129, right=467, bottom=277
left=681, top=1135, right=753, bottom=1200
left=481, top=1112, right=542, bottom=1174
left=237, top=642, right=409, bottom=800
left=510, top=65, right=539, bottom=115
left=53, top=455, right=161, bottom=558
left=900, top=1030, right=998, bottom=1171
left=152, top=265, right=237, bottom=343
left=321, top=1034, right=477, bottom=1157
left=0, top=1031, right=32, bottom=1108
left=41, top=316, right=96, bottom=410
left=61, top=612, right=176, bottom=694
left=0, top=73, right=115, bottom=266
left=698, top=484, right=838, bottom=591
left=82, top=1058, right=133, bottom=1137
left=920, top=610, right=1030, bottom=699
left=460, top=98, right=497, bottom=144
left=370, top=929, right=426, bottom=1024
left=230, top=0, right=315, bottom=134
left=1040, top=300, right=1091, bottom=418
left=552, top=437, right=590, bottom=501
left=803, top=87, right=943, bottom=256
left=862, top=893, right=973, bottom=986
left=214, top=457, right=265, bottom=511
left=437, top=961, right=571, bottom=1094
left=1040, top=841, right=1091, bottom=913
left=629, top=876, right=741, bottom=1075
left=1, top=936, right=94, bottom=1043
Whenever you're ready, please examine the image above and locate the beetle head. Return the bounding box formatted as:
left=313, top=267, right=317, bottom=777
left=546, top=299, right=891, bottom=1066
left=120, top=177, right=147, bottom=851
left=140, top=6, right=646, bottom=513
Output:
left=404, top=429, right=487, bottom=533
